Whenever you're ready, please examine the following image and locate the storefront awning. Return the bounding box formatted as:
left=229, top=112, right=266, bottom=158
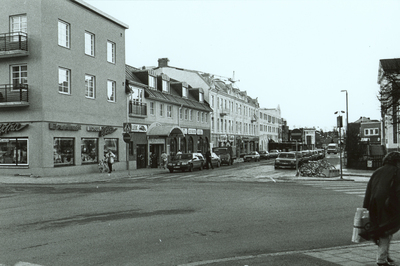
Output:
left=147, top=125, right=185, bottom=137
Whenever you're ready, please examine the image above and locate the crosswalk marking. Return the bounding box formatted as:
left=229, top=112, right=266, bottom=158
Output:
left=300, top=181, right=367, bottom=198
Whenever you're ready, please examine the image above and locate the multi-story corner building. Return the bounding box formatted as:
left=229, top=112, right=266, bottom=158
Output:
left=152, top=58, right=261, bottom=156
left=125, top=65, right=212, bottom=168
left=0, top=0, right=128, bottom=176
left=258, top=106, right=282, bottom=151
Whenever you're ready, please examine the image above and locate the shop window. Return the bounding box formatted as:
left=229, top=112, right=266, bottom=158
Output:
left=81, top=138, right=98, bottom=164
left=54, top=138, right=74, bottom=166
left=0, top=138, right=28, bottom=166
left=104, top=138, right=118, bottom=161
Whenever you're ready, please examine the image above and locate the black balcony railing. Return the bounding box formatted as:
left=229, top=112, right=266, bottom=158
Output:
left=129, top=101, right=147, bottom=116
left=0, top=32, right=28, bottom=53
left=0, top=84, right=29, bottom=104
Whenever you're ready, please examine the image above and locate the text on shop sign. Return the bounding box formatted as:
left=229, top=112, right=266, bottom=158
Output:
left=0, top=123, right=29, bottom=136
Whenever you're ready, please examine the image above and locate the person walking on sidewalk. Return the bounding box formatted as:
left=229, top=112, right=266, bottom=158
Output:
left=161, top=151, right=168, bottom=169
left=363, top=151, right=400, bottom=266
left=205, top=150, right=214, bottom=169
left=105, top=149, right=116, bottom=176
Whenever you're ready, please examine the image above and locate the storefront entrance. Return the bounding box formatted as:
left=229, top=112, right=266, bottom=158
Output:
left=149, top=144, right=163, bottom=168
left=136, top=144, right=147, bottom=169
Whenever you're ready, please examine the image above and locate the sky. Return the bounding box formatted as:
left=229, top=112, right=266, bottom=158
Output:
left=86, top=0, right=399, bottom=131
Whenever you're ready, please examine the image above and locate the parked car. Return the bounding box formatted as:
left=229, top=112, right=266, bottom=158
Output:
left=274, top=152, right=303, bottom=169
left=268, top=149, right=280, bottom=158
left=167, top=153, right=204, bottom=173
left=310, top=150, right=319, bottom=161
left=244, top=151, right=260, bottom=162
left=317, top=149, right=325, bottom=159
left=301, top=150, right=312, bottom=163
left=259, top=150, right=269, bottom=160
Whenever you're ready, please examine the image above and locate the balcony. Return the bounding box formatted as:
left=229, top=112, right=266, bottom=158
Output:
left=129, top=101, right=147, bottom=118
left=0, top=32, right=29, bottom=58
left=0, top=84, right=29, bottom=107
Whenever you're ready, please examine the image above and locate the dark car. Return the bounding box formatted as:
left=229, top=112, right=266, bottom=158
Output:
left=212, top=147, right=235, bottom=165
left=274, top=152, right=303, bottom=169
left=167, top=153, right=204, bottom=173
left=301, top=150, right=312, bottom=163
left=204, top=152, right=221, bottom=169
left=259, top=151, right=269, bottom=160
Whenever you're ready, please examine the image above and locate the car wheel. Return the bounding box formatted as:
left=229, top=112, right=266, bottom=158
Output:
left=189, top=164, right=193, bottom=172
left=169, top=169, right=174, bottom=173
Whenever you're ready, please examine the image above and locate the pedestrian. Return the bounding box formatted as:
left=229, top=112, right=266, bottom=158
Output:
left=362, top=151, right=400, bottom=266
left=105, top=149, right=116, bottom=176
left=205, top=150, right=214, bottom=169
left=161, top=150, right=168, bottom=169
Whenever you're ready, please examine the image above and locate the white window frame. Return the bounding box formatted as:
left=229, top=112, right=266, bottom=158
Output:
left=58, top=67, right=71, bottom=94
left=85, top=31, right=95, bottom=56
left=150, top=102, right=155, bottom=115
left=107, top=80, right=116, bottom=102
left=85, top=74, right=95, bottom=99
left=162, top=79, right=169, bottom=93
left=107, top=41, right=115, bottom=63
left=58, top=20, right=70, bottom=48
left=160, top=103, right=164, bottom=116
left=167, top=105, right=172, bottom=118
left=197, top=111, right=200, bottom=122
left=10, top=14, right=27, bottom=34
left=182, top=86, right=188, bottom=97
left=185, top=109, right=188, bottom=120
left=10, top=64, right=27, bottom=88
left=189, top=110, right=193, bottom=121
left=149, top=75, right=156, bottom=90
left=199, top=92, right=204, bottom=102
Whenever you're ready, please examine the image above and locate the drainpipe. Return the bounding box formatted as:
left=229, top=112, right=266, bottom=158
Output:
left=178, top=104, right=183, bottom=151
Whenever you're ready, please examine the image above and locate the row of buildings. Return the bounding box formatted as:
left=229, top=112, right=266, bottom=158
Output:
left=0, top=0, right=282, bottom=176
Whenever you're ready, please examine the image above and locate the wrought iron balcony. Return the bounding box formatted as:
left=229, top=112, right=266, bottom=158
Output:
left=129, top=101, right=147, bottom=118
left=0, top=32, right=29, bottom=58
left=0, top=84, right=29, bottom=107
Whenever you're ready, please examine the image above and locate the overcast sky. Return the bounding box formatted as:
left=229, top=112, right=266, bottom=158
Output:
left=86, top=0, right=398, bottom=131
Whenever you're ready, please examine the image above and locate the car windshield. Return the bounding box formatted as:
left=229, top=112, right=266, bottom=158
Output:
left=173, top=154, right=192, bottom=160
left=278, top=153, right=295, bottom=159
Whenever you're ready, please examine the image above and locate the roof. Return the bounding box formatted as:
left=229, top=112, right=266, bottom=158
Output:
left=145, top=88, right=213, bottom=112
left=125, top=65, right=144, bottom=84
left=71, top=0, right=129, bottom=29
left=147, top=125, right=185, bottom=137
left=380, top=58, right=400, bottom=73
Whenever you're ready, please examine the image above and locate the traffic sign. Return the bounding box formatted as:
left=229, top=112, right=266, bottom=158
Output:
left=123, top=133, right=131, bottom=143
left=123, top=123, right=131, bottom=133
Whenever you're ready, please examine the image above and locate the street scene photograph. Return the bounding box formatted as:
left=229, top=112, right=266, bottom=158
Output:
left=1, top=0, right=400, bottom=265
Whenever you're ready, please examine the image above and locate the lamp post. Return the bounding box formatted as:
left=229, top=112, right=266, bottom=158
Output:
left=335, top=111, right=345, bottom=179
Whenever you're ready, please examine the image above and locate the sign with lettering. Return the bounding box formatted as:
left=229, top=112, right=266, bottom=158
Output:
left=87, top=126, right=102, bottom=132
left=188, top=128, right=197, bottom=135
left=0, top=123, right=29, bottom=136
left=182, top=128, right=188, bottom=135
left=196, top=129, right=203, bottom=135
left=99, top=126, right=117, bottom=137
left=131, top=124, right=147, bottom=133
left=49, top=123, right=81, bottom=131
left=148, top=138, right=164, bottom=144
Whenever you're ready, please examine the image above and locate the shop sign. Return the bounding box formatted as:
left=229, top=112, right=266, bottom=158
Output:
left=188, top=128, right=197, bottom=135
left=49, top=123, right=81, bottom=131
left=148, top=138, right=164, bottom=144
left=131, top=124, right=147, bottom=133
left=182, top=128, right=188, bottom=135
left=99, top=126, right=117, bottom=137
left=196, top=129, right=203, bottom=135
left=0, top=122, right=29, bottom=136
left=219, top=135, right=227, bottom=141
left=87, top=126, right=102, bottom=132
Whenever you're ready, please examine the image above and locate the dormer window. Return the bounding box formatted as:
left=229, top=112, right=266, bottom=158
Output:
left=182, top=82, right=188, bottom=98
left=199, top=92, right=204, bottom=103
left=161, top=74, right=170, bottom=93
left=148, top=75, right=156, bottom=90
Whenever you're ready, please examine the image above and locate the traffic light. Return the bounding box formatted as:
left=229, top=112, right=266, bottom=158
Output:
left=337, top=116, right=343, bottom=128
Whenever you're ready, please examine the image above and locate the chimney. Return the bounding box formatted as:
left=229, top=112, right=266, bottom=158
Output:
left=158, top=58, right=169, bottom=68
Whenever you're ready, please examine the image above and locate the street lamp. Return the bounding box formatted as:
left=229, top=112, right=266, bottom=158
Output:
left=334, top=111, right=345, bottom=179
left=341, top=90, right=348, bottom=150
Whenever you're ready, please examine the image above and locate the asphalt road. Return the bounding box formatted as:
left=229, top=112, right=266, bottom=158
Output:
left=0, top=158, right=370, bottom=266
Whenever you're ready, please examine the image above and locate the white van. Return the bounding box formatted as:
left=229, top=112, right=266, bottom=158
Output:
left=327, top=143, right=338, bottom=154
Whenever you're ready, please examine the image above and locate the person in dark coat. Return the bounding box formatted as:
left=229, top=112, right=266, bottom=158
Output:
left=363, top=151, right=400, bottom=266
left=205, top=150, right=214, bottom=169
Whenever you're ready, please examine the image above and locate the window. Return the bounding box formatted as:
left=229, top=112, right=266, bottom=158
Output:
left=54, top=138, right=74, bottom=166
left=104, top=138, right=118, bottom=161
left=180, top=108, right=183, bottom=120
left=58, top=67, right=70, bottom=94
left=0, top=138, right=28, bottom=166
left=81, top=138, right=98, bottom=164
left=160, top=103, right=164, bottom=116
left=201, top=112, right=204, bottom=123
left=197, top=111, right=200, bottom=122
left=184, top=109, right=188, bottom=120
left=107, top=80, right=116, bottom=102
left=167, top=105, right=172, bottom=118
left=189, top=110, right=193, bottom=121
left=85, top=75, right=95, bottom=99
left=58, top=20, right=70, bottom=48
left=149, top=75, right=156, bottom=89
left=211, top=95, right=214, bottom=108
left=85, top=31, right=95, bottom=56
left=182, top=85, right=188, bottom=97
left=162, top=80, right=169, bottom=93
left=10, top=14, right=27, bottom=41
left=150, top=102, right=155, bottom=115
left=107, top=41, right=115, bottom=63
left=199, top=92, right=204, bottom=102
left=11, top=65, right=27, bottom=88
